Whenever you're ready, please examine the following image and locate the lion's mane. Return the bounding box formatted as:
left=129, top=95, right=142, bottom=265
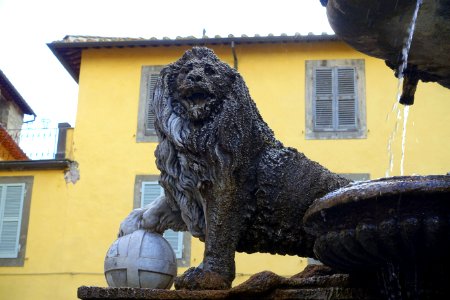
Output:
left=151, top=47, right=278, bottom=240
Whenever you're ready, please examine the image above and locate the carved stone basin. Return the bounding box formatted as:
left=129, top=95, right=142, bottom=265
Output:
left=323, top=0, right=450, bottom=90
left=303, top=175, right=450, bottom=298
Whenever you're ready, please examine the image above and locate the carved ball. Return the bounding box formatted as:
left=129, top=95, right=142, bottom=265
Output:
left=104, top=230, right=177, bottom=289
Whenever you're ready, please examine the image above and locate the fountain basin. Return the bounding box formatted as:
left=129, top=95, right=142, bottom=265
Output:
left=303, top=175, right=450, bottom=298
left=303, top=175, right=450, bottom=271
left=324, top=0, right=450, bottom=89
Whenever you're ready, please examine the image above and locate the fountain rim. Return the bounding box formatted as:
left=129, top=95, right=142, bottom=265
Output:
left=303, top=175, right=450, bottom=229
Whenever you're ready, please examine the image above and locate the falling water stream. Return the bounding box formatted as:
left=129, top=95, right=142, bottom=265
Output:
left=386, top=0, right=422, bottom=177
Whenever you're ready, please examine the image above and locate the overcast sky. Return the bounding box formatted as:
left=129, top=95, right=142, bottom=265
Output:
left=0, top=0, right=332, bottom=127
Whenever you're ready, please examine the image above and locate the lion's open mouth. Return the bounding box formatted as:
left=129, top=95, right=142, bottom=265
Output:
left=186, top=92, right=209, bottom=106
left=179, top=90, right=214, bottom=120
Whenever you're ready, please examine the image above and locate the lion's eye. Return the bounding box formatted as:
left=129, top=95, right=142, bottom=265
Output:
left=204, top=65, right=216, bottom=76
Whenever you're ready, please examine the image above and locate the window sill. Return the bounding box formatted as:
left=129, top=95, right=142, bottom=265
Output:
left=305, top=129, right=367, bottom=140
left=136, top=134, right=159, bottom=143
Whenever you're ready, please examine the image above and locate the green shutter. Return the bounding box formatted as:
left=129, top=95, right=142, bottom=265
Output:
left=144, top=73, right=160, bottom=135
left=0, top=184, right=25, bottom=258
left=140, top=182, right=183, bottom=258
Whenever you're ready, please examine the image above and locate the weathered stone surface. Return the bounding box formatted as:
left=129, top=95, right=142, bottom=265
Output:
left=78, top=266, right=381, bottom=299
left=324, top=0, right=450, bottom=90
left=78, top=285, right=379, bottom=300
left=119, top=47, right=351, bottom=290
left=304, top=175, right=450, bottom=299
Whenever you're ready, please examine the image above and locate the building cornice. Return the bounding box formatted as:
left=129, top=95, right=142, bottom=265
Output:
left=48, top=33, right=339, bottom=83
left=0, top=159, right=73, bottom=171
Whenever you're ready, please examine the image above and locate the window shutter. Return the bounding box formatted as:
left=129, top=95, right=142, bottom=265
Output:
left=313, top=68, right=334, bottom=130
left=144, top=73, right=160, bottom=135
left=140, top=182, right=183, bottom=258
left=162, top=229, right=183, bottom=259
left=337, top=67, right=357, bottom=129
left=0, top=184, right=25, bottom=258
left=141, top=182, right=163, bottom=207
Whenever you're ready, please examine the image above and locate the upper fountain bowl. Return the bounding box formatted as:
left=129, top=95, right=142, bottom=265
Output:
left=303, top=175, right=450, bottom=272
left=324, top=0, right=450, bottom=89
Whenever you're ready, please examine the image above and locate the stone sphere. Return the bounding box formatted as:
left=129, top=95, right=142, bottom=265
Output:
left=104, top=230, right=177, bottom=289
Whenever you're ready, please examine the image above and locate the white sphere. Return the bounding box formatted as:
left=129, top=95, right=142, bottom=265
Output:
left=104, top=230, right=177, bottom=289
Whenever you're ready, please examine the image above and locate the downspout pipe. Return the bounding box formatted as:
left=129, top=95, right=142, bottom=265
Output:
left=231, top=41, right=238, bottom=70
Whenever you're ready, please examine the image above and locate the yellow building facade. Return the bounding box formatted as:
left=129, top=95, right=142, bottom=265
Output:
left=0, top=35, right=449, bottom=300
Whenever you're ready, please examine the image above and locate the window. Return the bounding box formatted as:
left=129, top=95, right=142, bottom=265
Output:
left=136, top=66, right=163, bottom=142
left=140, top=182, right=183, bottom=259
left=0, top=177, right=33, bottom=266
left=305, top=59, right=366, bottom=139
left=134, top=175, right=190, bottom=266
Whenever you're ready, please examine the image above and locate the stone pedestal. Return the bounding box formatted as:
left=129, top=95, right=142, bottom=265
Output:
left=78, top=266, right=382, bottom=300
left=78, top=285, right=379, bottom=300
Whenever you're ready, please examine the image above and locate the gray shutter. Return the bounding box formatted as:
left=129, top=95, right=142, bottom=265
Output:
left=162, top=229, right=183, bottom=259
left=0, top=184, right=25, bottom=258
left=337, top=67, right=357, bottom=129
left=141, top=182, right=163, bottom=207
left=313, top=68, right=334, bottom=130
left=144, top=73, right=160, bottom=135
left=140, top=182, right=183, bottom=259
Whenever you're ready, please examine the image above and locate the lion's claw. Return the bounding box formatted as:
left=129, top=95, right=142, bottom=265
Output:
left=174, top=267, right=231, bottom=290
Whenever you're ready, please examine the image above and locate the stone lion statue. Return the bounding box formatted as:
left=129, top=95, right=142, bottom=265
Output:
left=119, top=47, right=350, bottom=290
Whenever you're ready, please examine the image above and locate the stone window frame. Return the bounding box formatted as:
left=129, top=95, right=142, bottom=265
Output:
left=0, top=176, right=33, bottom=267
left=136, top=66, right=164, bottom=143
left=339, top=173, right=370, bottom=182
left=133, top=175, right=191, bottom=267
left=305, top=59, right=367, bottom=140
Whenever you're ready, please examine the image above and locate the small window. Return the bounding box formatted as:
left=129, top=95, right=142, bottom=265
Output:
left=0, top=184, right=25, bottom=258
left=140, top=182, right=183, bottom=259
left=305, top=59, right=366, bottom=139
left=136, top=66, right=163, bottom=143
left=133, top=175, right=190, bottom=267
left=0, top=177, right=33, bottom=267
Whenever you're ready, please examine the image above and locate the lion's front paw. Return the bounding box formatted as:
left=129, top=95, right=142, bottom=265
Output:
left=118, top=208, right=145, bottom=237
left=174, top=267, right=231, bottom=290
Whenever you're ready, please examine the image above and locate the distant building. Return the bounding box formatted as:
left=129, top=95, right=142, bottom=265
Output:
left=0, top=70, right=35, bottom=132
left=0, top=70, right=35, bottom=160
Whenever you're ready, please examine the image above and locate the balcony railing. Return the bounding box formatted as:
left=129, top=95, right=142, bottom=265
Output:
left=6, top=123, right=71, bottom=160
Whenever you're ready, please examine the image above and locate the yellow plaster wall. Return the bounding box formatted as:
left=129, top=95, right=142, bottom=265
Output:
left=0, top=170, right=96, bottom=300
left=1, top=41, right=449, bottom=299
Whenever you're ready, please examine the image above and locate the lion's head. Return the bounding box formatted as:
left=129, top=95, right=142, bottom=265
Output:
left=164, top=47, right=237, bottom=122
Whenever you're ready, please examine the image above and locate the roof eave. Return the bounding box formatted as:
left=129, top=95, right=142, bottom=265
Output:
left=48, top=34, right=339, bottom=84
left=0, top=70, right=36, bottom=116
left=47, top=45, right=80, bottom=82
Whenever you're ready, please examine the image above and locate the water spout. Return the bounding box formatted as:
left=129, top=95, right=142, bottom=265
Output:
left=397, top=0, right=423, bottom=106
left=399, top=67, right=419, bottom=105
